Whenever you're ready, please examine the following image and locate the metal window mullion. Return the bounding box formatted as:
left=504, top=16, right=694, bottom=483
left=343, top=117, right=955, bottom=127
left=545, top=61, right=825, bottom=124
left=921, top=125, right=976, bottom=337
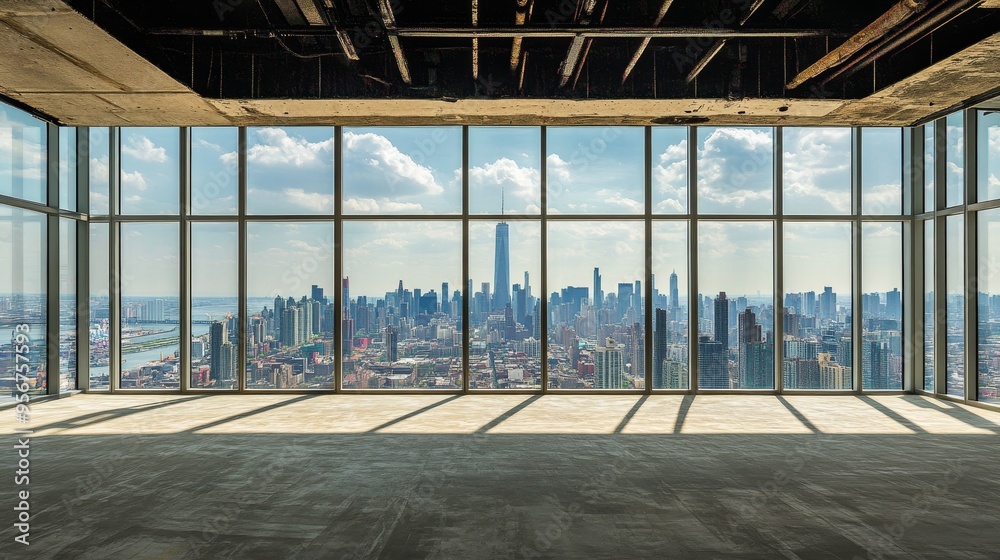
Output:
left=46, top=124, right=60, bottom=395
left=852, top=128, right=863, bottom=394
left=179, top=127, right=191, bottom=392
left=688, top=126, right=698, bottom=392
left=644, top=126, right=653, bottom=393
left=462, top=126, right=470, bottom=393
left=774, top=127, right=784, bottom=394
left=109, top=127, right=120, bottom=392
left=334, top=126, right=343, bottom=393
left=540, top=125, right=548, bottom=393
left=76, top=127, right=90, bottom=391
left=237, top=127, right=248, bottom=393
left=964, top=108, right=978, bottom=402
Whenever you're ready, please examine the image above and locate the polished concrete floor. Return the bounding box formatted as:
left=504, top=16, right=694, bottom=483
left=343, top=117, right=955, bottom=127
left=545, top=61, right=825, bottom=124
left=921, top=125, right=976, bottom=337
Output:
left=3, top=394, right=1000, bottom=559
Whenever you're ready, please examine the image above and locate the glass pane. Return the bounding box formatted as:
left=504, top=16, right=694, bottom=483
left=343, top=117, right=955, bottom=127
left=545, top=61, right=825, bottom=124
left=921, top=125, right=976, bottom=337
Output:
left=89, top=128, right=111, bottom=215
left=469, top=220, right=541, bottom=389
left=89, top=223, right=110, bottom=390
left=862, top=222, right=903, bottom=390
left=120, top=128, right=179, bottom=215
left=0, top=206, right=47, bottom=397
left=191, top=223, right=239, bottom=389
left=782, top=127, right=851, bottom=214
left=191, top=127, right=238, bottom=215
left=977, top=209, right=1000, bottom=403
left=923, top=220, right=934, bottom=391
left=246, top=222, right=336, bottom=389
left=946, top=215, right=964, bottom=397
left=247, top=127, right=334, bottom=215
left=697, top=127, right=773, bottom=214
left=946, top=113, right=964, bottom=208
left=978, top=110, right=1000, bottom=202
left=783, top=222, right=852, bottom=390
left=652, top=221, right=688, bottom=389
left=120, top=222, right=179, bottom=389
left=924, top=122, right=935, bottom=212
left=548, top=221, right=645, bottom=389
left=0, top=103, right=46, bottom=205
left=546, top=127, right=644, bottom=214
left=652, top=127, right=688, bottom=213
left=698, top=221, right=774, bottom=389
left=59, top=128, right=77, bottom=211
left=861, top=128, right=902, bottom=215
left=59, top=219, right=77, bottom=391
left=469, top=127, right=540, bottom=215
left=342, top=221, right=462, bottom=389
left=343, top=127, right=461, bottom=214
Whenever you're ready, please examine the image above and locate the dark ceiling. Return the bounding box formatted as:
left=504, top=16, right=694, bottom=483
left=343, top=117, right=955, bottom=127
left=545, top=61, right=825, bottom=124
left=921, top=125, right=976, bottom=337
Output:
left=65, top=0, right=999, bottom=102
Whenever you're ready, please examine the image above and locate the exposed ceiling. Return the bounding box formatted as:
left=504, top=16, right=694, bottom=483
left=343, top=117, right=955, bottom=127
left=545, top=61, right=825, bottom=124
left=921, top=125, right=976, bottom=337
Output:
left=1, top=0, right=998, bottom=126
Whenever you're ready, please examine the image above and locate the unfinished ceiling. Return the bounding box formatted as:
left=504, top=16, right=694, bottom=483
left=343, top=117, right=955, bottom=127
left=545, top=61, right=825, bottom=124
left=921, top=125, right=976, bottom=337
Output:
left=1, top=0, right=998, bottom=126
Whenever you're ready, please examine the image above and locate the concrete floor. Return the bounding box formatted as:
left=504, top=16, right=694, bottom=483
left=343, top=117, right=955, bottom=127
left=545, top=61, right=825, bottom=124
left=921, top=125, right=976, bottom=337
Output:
left=3, top=394, right=999, bottom=559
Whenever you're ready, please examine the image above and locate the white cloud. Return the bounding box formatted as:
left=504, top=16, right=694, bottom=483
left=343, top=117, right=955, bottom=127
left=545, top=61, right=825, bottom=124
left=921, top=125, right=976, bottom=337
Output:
left=90, top=156, right=109, bottom=185
left=343, top=131, right=444, bottom=196
left=469, top=157, right=540, bottom=209
left=697, top=128, right=774, bottom=212
left=121, top=170, right=147, bottom=191
left=284, top=188, right=334, bottom=212
left=122, top=134, right=168, bottom=163
left=343, top=197, right=424, bottom=214
left=248, top=127, right=333, bottom=167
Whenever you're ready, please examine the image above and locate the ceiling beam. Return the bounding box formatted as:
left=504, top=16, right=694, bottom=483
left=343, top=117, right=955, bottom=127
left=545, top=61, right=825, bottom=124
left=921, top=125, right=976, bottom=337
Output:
left=558, top=0, right=599, bottom=88
left=685, top=0, right=766, bottom=84
left=786, top=0, right=928, bottom=89
left=154, top=26, right=839, bottom=39
left=621, top=0, right=675, bottom=84
left=292, top=0, right=328, bottom=25
left=376, top=0, right=410, bottom=84
left=472, top=0, right=479, bottom=80
left=510, top=0, right=533, bottom=72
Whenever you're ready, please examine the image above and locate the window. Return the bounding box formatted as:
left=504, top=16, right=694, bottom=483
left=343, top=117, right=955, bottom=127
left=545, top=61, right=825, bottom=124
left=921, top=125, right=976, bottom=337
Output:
left=946, top=215, right=964, bottom=397
left=652, top=221, right=688, bottom=388
left=698, top=221, right=774, bottom=389
left=0, top=206, right=47, bottom=395
left=697, top=127, right=773, bottom=215
left=783, top=222, right=853, bottom=390
left=861, top=128, right=902, bottom=215
left=977, top=208, right=1000, bottom=403
left=247, top=127, right=334, bottom=215
left=191, top=128, right=238, bottom=215
left=923, top=221, right=935, bottom=392
left=469, top=220, right=541, bottom=389
left=343, top=127, right=461, bottom=214
left=89, top=128, right=111, bottom=215
left=924, top=123, right=935, bottom=212
left=120, top=128, right=179, bottom=215
left=978, top=110, right=1000, bottom=202
left=0, top=104, right=46, bottom=205
left=946, top=113, right=964, bottom=208
left=59, top=219, right=77, bottom=390
left=191, top=223, right=238, bottom=389
left=546, top=127, right=644, bottom=214
left=342, top=221, right=462, bottom=389
left=469, top=127, right=540, bottom=215
left=651, top=127, right=688, bottom=213
left=246, top=222, right=336, bottom=389
left=783, top=127, right=851, bottom=215
left=59, top=128, right=77, bottom=211
left=862, top=222, right=903, bottom=390
left=120, top=222, right=179, bottom=389
left=548, top=221, right=645, bottom=389
left=89, top=223, right=110, bottom=390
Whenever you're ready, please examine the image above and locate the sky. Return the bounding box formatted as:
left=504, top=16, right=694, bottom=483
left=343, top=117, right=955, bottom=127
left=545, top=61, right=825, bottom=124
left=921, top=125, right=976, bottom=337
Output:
left=0, top=99, right=932, bottom=300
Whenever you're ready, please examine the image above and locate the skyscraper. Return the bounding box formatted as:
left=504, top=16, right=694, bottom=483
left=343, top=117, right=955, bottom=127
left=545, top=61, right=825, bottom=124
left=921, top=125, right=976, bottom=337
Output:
left=385, top=325, right=398, bottom=363
left=493, top=221, right=511, bottom=311
left=669, top=269, right=679, bottom=311
left=313, top=284, right=325, bottom=304
left=714, top=292, right=729, bottom=349
left=209, top=321, right=227, bottom=382
left=593, top=267, right=602, bottom=310
left=653, top=308, right=667, bottom=388
left=698, top=335, right=727, bottom=389
left=594, top=337, right=624, bottom=389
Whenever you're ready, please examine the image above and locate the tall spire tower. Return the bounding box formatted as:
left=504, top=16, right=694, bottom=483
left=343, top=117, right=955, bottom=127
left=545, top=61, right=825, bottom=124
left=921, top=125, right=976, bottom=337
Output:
left=493, top=185, right=511, bottom=311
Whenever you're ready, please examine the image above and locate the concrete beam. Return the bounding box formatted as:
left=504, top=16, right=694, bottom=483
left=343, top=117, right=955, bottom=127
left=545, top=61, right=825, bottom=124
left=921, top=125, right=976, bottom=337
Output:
left=829, top=31, right=1000, bottom=126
